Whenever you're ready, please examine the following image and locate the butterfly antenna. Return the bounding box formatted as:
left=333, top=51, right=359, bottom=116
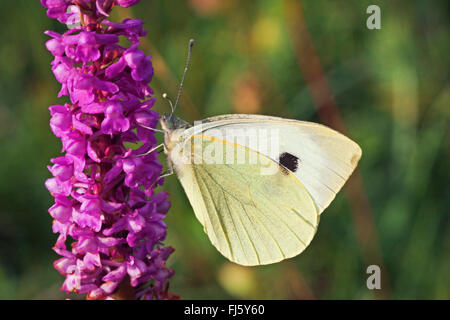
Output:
left=170, top=39, right=194, bottom=119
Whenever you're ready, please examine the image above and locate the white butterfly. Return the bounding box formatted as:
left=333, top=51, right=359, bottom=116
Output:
left=156, top=112, right=361, bottom=266
left=145, top=40, right=361, bottom=266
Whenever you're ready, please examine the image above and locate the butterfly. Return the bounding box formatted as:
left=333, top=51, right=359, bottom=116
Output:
left=146, top=40, right=361, bottom=266
left=158, top=112, right=361, bottom=266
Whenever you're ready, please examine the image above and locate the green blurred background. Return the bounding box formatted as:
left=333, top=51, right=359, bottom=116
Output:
left=0, top=0, right=448, bottom=299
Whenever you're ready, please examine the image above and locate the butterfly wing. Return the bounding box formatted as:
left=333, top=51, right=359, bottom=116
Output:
left=170, top=134, right=319, bottom=266
left=182, top=114, right=361, bottom=214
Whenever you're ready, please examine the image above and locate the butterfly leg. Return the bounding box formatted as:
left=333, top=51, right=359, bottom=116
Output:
left=151, top=162, right=174, bottom=188
left=132, top=143, right=164, bottom=158
left=138, top=124, right=165, bottom=133
left=159, top=162, right=174, bottom=180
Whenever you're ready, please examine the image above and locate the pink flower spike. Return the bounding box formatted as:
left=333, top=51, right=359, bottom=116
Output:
left=43, top=0, right=175, bottom=300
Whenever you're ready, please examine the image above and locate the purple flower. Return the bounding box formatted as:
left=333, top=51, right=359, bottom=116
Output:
left=49, top=104, right=71, bottom=137
left=122, top=156, right=162, bottom=189
left=105, top=45, right=153, bottom=83
left=101, top=101, right=130, bottom=134
left=116, top=0, right=141, bottom=8
left=103, top=19, right=146, bottom=43
left=41, top=0, right=70, bottom=22
left=43, top=0, right=176, bottom=300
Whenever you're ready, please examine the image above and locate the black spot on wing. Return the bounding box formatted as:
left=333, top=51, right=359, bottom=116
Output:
left=279, top=152, right=299, bottom=174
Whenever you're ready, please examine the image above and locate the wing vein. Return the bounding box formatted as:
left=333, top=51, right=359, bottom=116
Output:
left=289, top=207, right=317, bottom=231
left=222, top=163, right=315, bottom=245
left=193, top=165, right=233, bottom=259
left=239, top=202, right=272, bottom=263
left=202, top=165, right=285, bottom=260
left=234, top=203, right=261, bottom=265
left=223, top=191, right=250, bottom=265
left=253, top=187, right=310, bottom=247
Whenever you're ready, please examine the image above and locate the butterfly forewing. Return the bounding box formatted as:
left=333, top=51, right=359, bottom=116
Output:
left=182, top=114, right=362, bottom=214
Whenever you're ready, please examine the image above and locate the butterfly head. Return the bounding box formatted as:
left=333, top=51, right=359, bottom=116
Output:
left=160, top=113, right=191, bottom=153
left=160, top=113, right=191, bottom=133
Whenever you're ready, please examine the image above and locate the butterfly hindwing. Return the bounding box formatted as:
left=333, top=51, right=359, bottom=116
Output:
left=172, top=134, right=319, bottom=266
